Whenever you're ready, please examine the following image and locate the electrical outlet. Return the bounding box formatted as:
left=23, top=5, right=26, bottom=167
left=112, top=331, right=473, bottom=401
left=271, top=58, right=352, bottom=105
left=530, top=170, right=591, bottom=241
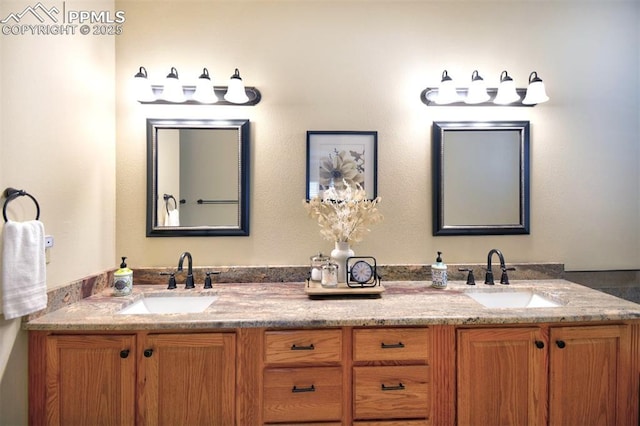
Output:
left=45, top=235, right=54, bottom=248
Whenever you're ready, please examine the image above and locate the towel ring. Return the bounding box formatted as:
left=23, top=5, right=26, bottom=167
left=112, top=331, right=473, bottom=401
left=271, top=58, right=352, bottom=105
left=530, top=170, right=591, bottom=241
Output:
left=3, top=188, right=41, bottom=222
left=163, top=194, right=178, bottom=214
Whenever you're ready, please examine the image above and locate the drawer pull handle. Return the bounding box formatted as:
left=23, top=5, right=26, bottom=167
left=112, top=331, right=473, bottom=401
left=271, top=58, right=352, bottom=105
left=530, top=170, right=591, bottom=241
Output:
left=292, top=385, right=316, bottom=393
left=291, top=343, right=315, bottom=351
left=381, top=342, right=405, bottom=349
left=381, top=383, right=405, bottom=391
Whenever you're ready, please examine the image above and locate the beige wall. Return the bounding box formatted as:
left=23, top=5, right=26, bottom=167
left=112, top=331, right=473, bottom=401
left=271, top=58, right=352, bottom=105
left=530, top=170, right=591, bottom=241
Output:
left=117, top=1, right=639, bottom=271
left=0, top=1, right=116, bottom=423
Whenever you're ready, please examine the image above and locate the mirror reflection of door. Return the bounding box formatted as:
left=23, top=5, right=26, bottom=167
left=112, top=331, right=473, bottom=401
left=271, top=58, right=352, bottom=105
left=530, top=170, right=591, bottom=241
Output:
left=157, top=129, right=180, bottom=226
left=181, top=129, right=239, bottom=227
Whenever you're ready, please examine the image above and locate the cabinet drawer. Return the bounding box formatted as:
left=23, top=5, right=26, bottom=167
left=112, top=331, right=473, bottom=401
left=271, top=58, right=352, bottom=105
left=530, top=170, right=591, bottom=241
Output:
left=264, top=329, right=342, bottom=364
left=355, top=421, right=431, bottom=425
left=353, top=328, right=429, bottom=362
left=263, top=367, right=343, bottom=423
left=353, top=366, right=430, bottom=420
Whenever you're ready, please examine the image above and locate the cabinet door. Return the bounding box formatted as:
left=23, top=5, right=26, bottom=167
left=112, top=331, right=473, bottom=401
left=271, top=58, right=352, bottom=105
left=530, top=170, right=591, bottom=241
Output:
left=138, top=332, right=236, bottom=426
left=457, top=327, right=546, bottom=426
left=45, top=334, right=136, bottom=426
left=549, top=325, right=631, bottom=426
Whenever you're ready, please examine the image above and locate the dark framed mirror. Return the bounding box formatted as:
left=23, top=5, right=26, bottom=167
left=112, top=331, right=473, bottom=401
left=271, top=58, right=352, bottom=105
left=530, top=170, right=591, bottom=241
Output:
left=432, top=121, right=530, bottom=236
left=146, top=118, right=250, bottom=236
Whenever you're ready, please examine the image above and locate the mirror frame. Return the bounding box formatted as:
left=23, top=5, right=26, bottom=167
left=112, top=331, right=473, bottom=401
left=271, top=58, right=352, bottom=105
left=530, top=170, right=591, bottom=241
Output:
left=146, top=118, right=250, bottom=237
left=432, top=121, right=530, bottom=236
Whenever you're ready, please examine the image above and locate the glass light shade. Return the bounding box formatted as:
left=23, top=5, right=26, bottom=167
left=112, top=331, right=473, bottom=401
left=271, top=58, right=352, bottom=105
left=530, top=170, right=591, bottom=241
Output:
left=464, top=70, right=490, bottom=104
left=224, top=68, right=249, bottom=104
left=161, top=67, right=186, bottom=103
left=522, top=71, right=549, bottom=105
left=192, top=68, right=218, bottom=104
left=434, top=70, right=461, bottom=104
left=493, top=70, right=521, bottom=105
left=133, top=66, right=155, bottom=102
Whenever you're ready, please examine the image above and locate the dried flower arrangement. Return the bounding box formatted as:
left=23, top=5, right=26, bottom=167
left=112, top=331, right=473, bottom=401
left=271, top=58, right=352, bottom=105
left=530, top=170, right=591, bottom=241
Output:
left=305, top=183, right=383, bottom=244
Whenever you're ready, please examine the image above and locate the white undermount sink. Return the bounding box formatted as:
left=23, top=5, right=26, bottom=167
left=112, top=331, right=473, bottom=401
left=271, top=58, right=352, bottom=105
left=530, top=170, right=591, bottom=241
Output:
left=465, top=290, right=562, bottom=309
left=117, top=295, right=218, bottom=314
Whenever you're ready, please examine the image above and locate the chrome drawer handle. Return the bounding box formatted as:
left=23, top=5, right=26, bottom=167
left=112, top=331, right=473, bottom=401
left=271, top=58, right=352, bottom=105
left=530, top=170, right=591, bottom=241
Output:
left=291, top=343, right=315, bottom=351
left=381, top=383, right=405, bottom=391
left=292, top=385, right=316, bottom=393
left=381, top=342, right=405, bottom=349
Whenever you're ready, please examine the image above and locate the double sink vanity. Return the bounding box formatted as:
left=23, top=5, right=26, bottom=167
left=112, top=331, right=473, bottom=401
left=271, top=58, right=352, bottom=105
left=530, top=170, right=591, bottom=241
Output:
left=26, top=275, right=640, bottom=425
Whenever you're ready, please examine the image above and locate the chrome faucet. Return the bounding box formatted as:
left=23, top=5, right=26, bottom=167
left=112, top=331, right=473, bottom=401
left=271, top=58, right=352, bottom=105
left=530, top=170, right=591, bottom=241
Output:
left=177, top=251, right=195, bottom=289
left=485, top=249, right=514, bottom=285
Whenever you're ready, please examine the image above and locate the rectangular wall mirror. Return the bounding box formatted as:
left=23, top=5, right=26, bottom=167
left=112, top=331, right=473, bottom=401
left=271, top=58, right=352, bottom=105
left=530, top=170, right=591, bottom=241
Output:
left=146, top=118, right=250, bottom=236
left=432, top=121, right=530, bottom=236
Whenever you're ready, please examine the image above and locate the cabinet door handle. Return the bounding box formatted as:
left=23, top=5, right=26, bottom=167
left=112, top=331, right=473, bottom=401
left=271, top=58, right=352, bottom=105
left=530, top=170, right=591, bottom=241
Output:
left=534, top=340, right=545, bottom=349
left=292, top=385, right=315, bottom=393
left=556, top=340, right=566, bottom=349
left=381, top=383, right=405, bottom=391
left=291, top=343, right=315, bottom=351
left=381, top=342, right=405, bottom=349
left=120, top=349, right=130, bottom=359
left=143, top=348, right=154, bottom=357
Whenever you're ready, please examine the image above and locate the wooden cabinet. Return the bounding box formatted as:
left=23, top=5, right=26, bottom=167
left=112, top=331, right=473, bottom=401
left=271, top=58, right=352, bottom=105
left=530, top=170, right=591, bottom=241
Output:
left=548, top=325, right=632, bottom=425
left=39, top=334, right=137, bottom=426
left=262, top=329, right=344, bottom=423
left=457, top=324, right=633, bottom=426
left=457, top=327, right=546, bottom=425
left=352, top=328, right=431, bottom=423
left=138, top=333, right=236, bottom=425
left=257, top=327, right=433, bottom=425
left=30, top=331, right=235, bottom=426
left=30, top=322, right=638, bottom=425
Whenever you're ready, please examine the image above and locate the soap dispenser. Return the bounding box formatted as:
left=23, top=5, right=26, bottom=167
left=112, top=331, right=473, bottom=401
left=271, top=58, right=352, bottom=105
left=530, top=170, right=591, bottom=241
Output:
left=431, top=251, right=448, bottom=289
left=113, top=256, right=133, bottom=296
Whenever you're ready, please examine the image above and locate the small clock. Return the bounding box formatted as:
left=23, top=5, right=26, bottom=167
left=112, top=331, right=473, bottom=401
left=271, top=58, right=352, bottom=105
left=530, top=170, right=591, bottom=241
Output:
left=347, top=256, right=379, bottom=287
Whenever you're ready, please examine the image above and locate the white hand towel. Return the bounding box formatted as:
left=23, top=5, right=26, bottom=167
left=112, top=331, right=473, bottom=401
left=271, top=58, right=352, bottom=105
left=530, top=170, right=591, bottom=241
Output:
left=166, top=209, right=180, bottom=226
left=1, top=220, right=47, bottom=319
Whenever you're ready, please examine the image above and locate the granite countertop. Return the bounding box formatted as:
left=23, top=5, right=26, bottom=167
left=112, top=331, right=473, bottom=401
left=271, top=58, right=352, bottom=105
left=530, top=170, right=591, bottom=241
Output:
left=24, top=280, right=640, bottom=331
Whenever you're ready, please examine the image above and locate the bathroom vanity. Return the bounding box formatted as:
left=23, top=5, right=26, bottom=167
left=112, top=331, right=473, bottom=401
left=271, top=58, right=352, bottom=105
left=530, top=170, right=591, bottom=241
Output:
left=26, top=280, right=640, bottom=425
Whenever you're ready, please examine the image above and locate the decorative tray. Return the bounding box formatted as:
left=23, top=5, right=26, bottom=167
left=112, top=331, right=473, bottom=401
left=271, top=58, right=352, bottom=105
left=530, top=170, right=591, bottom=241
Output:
left=304, top=280, right=385, bottom=299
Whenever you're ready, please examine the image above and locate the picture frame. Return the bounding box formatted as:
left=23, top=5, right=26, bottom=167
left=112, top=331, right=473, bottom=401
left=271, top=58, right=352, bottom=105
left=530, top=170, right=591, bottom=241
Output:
left=306, top=131, right=378, bottom=200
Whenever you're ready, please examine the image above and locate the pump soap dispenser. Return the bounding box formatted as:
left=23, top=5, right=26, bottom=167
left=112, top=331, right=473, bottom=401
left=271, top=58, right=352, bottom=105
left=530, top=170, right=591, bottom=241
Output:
left=113, top=256, right=133, bottom=296
left=431, top=251, right=448, bottom=289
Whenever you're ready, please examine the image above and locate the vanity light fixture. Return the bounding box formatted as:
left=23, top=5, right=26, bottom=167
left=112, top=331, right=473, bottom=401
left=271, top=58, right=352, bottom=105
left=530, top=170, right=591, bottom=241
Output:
left=433, top=70, right=462, bottom=104
left=224, top=68, right=250, bottom=104
left=133, top=66, right=156, bottom=102
left=522, top=71, right=549, bottom=105
left=465, top=70, right=490, bottom=104
left=192, top=68, right=218, bottom=104
left=493, top=70, right=521, bottom=105
left=161, top=67, right=186, bottom=103
left=421, top=69, right=549, bottom=107
left=133, top=66, right=261, bottom=105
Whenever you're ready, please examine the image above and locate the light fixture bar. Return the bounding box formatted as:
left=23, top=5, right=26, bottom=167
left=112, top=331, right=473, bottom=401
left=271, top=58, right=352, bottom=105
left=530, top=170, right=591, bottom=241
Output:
left=421, top=87, right=533, bottom=107
left=139, top=85, right=261, bottom=105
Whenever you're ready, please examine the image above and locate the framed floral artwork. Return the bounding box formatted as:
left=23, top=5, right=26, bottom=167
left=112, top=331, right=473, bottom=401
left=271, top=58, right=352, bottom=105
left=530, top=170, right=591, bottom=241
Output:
left=306, top=131, right=378, bottom=200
